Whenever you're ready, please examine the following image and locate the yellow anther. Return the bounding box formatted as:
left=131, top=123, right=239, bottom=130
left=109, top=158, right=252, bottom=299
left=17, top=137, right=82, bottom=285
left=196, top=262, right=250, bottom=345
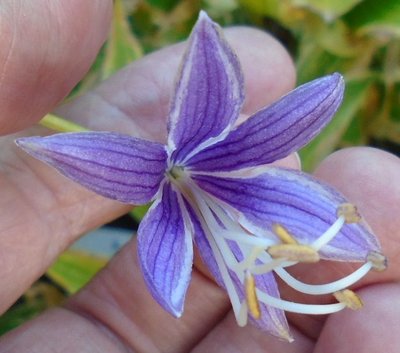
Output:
left=245, top=271, right=261, bottom=319
left=367, top=251, right=388, bottom=272
left=267, top=244, right=320, bottom=263
left=273, top=224, right=298, bottom=245
left=333, top=289, right=363, bottom=310
left=337, top=203, right=361, bottom=224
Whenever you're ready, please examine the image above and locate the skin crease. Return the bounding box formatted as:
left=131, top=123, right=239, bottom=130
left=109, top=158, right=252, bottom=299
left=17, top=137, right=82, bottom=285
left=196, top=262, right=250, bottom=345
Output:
left=0, top=2, right=400, bottom=352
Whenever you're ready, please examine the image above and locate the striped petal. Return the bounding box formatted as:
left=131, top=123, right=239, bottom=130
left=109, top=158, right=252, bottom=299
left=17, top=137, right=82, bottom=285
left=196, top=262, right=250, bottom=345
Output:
left=167, top=11, right=244, bottom=164
left=252, top=272, right=291, bottom=340
left=16, top=132, right=167, bottom=205
left=193, top=167, right=380, bottom=261
left=138, top=182, right=193, bottom=317
left=186, top=73, right=344, bottom=171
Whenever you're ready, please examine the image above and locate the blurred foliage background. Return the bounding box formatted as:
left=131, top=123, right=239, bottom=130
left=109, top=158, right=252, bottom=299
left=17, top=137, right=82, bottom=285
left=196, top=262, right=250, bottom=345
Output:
left=2, top=0, right=400, bottom=335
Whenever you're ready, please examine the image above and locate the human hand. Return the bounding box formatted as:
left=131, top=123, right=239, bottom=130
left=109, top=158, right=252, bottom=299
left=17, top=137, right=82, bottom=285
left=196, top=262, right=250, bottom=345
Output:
left=1, top=2, right=400, bottom=352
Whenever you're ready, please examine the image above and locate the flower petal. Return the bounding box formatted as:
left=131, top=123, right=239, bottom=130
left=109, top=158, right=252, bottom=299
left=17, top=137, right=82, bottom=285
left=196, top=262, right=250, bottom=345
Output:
left=252, top=272, right=291, bottom=340
left=16, top=132, right=167, bottom=204
left=167, top=11, right=244, bottom=164
left=137, top=182, right=193, bottom=317
left=187, top=73, right=344, bottom=171
left=193, top=167, right=380, bottom=261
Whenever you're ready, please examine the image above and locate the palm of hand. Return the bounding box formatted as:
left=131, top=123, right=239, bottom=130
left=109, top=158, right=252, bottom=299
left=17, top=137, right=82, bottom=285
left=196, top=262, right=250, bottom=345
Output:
left=0, top=2, right=399, bottom=352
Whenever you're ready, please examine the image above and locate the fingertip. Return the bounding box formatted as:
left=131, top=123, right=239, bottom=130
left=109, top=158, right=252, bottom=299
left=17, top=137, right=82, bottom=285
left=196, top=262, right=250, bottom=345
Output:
left=313, top=147, right=400, bottom=216
left=313, top=147, right=400, bottom=282
left=0, top=0, right=113, bottom=135
left=316, top=283, right=400, bottom=353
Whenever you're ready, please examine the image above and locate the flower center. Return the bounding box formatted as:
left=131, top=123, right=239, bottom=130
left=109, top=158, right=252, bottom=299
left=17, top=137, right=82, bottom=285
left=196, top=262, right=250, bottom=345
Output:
left=167, top=165, right=185, bottom=180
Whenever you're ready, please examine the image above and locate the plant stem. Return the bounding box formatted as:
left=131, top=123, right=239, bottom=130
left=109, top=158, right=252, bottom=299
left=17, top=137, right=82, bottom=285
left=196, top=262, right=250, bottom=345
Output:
left=39, top=114, right=88, bottom=132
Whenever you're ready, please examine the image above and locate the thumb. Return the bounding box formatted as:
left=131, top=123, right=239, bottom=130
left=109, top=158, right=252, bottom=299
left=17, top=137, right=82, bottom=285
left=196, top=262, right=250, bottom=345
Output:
left=0, top=0, right=112, bottom=135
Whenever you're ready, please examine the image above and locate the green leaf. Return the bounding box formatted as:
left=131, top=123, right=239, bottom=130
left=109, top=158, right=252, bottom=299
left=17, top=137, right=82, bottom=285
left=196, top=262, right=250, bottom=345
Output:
left=130, top=204, right=151, bottom=222
left=146, top=0, right=181, bottom=12
left=341, top=113, right=365, bottom=146
left=46, top=250, right=107, bottom=294
left=344, top=0, right=400, bottom=37
left=296, top=43, right=345, bottom=83
left=300, top=79, right=372, bottom=170
left=239, top=0, right=280, bottom=16
left=0, top=301, right=45, bottom=335
left=102, top=0, right=143, bottom=79
left=0, top=283, right=64, bottom=335
left=291, top=0, right=363, bottom=20
left=315, top=21, right=360, bottom=58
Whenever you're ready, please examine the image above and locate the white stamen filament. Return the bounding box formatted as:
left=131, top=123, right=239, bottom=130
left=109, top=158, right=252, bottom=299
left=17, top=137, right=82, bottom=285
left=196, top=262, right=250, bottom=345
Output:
left=172, top=176, right=245, bottom=320
left=237, top=301, right=248, bottom=327
left=311, top=216, right=346, bottom=250
left=218, top=229, right=274, bottom=248
left=233, top=247, right=265, bottom=273
left=192, top=187, right=274, bottom=248
left=274, top=261, right=373, bottom=295
left=256, top=290, right=346, bottom=314
left=196, top=209, right=243, bottom=318
left=203, top=196, right=275, bottom=248
left=250, top=258, right=294, bottom=275
left=193, top=193, right=243, bottom=271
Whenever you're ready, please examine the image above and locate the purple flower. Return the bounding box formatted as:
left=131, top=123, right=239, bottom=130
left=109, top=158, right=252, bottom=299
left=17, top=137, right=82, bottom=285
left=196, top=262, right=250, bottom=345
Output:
left=17, top=11, right=386, bottom=341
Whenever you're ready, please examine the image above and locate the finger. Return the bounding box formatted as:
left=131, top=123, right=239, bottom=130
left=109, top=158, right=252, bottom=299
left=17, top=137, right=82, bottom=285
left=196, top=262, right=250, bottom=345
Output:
left=0, top=26, right=296, bottom=317
left=0, top=307, right=127, bottom=353
left=0, top=239, right=229, bottom=353
left=314, top=147, right=400, bottom=282
left=191, top=312, right=313, bottom=353
left=0, top=0, right=112, bottom=135
left=65, top=240, right=231, bottom=353
left=280, top=147, right=400, bottom=339
left=315, top=283, right=400, bottom=353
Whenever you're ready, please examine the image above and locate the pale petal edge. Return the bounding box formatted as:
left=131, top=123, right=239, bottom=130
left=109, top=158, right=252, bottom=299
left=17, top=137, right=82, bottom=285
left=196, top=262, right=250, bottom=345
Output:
left=137, top=182, right=193, bottom=317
